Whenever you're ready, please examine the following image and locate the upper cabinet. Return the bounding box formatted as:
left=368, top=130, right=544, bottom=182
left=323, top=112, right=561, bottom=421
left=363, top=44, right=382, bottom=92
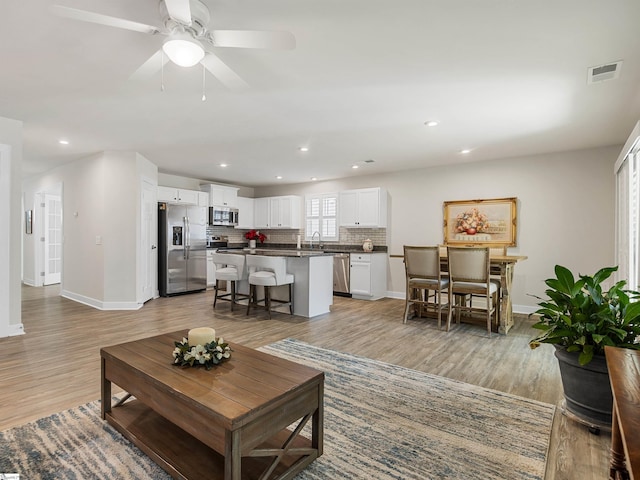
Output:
left=254, top=195, right=301, bottom=229
left=235, top=197, right=255, bottom=229
left=157, top=186, right=200, bottom=205
left=269, top=196, right=301, bottom=228
left=339, top=187, right=388, bottom=227
left=201, top=184, right=239, bottom=208
left=254, top=198, right=270, bottom=229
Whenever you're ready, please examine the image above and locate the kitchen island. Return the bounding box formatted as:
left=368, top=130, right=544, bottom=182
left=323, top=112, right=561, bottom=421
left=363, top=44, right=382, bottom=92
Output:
left=217, top=249, right=334, bottom=318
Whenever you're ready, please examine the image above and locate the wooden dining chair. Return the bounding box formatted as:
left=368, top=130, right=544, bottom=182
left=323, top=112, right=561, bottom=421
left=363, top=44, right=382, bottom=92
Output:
left=403, top=245, right=449, bottom=327
left=446, top=246, right=500, bottom=336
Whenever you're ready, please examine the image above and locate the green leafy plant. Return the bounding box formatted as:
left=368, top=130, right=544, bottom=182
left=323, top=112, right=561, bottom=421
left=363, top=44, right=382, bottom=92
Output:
left=529, top=265, right=640, bottom=365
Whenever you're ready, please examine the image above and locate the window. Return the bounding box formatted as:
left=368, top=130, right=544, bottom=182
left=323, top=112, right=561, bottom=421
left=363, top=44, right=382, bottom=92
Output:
left=305, top=193, right=338, bottom=242
left=615, top=123, right=640, bottom=290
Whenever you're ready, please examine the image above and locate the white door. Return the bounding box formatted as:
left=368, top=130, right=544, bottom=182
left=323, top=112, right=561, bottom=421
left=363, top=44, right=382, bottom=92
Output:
left=141, top=180, right=156, bottom=303
left=43, top=194, right=62, bottom=285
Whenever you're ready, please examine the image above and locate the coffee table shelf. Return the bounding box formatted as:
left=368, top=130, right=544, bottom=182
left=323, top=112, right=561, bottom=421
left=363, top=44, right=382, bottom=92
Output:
left=107, top=399, right=313, bottom=480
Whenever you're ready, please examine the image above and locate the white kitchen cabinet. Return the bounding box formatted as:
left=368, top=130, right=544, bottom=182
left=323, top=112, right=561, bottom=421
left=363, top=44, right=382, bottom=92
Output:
left=339, top=187, right=388, bottom=227
left=254, top=198, right=270, bottom=229
left=350, top=252, right=387, bottom=300
left=253, top=195, right=301, bottom=229
left=197, top=191, right=209, bottom=207
left=157, top=186, right=199, bottom=205
left=201, top=184, right=239, bottom=207
left=269, top=196, right=301, bottom=228
left=235, top=196, right=255, bottom=229
left=206, top=250, right=216, bottom=287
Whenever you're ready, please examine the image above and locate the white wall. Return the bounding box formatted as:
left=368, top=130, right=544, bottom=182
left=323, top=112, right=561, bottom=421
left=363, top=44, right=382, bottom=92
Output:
left=0, top=116, right=23, bottom=337
left=22, top=151, right=158, bottom=310
left=254, top=145, right=619, bottom=312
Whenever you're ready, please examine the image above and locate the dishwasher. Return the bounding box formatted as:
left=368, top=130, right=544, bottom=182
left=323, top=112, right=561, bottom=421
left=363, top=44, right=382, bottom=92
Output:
left=333, top=253, right=351, bottom=296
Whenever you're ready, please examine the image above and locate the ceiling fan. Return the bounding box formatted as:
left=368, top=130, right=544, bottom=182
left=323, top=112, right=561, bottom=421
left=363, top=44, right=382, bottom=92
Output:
left=50, top=0, right=296, bottom=91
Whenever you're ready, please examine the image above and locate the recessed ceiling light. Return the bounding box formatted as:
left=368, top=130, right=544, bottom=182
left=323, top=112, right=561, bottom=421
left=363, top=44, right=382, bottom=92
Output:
left=299, top=147, right=309, bottom=152
left=311, top=177, right=317, bottom=181
left=460, top=149, right=471, bottom=154
left=219, top=163, right=228, bottom=168
left=351, top=165, right=359, bottom=169
left=275, top=175, right=283, bottom=180
left=58, top=139, right=69, bottom=145
left=424, top=121, right=439, bottom=127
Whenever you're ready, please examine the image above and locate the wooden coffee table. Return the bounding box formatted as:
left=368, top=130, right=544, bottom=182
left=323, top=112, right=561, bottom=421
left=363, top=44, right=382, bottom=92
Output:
left=100, top=331, right=324, bottom=480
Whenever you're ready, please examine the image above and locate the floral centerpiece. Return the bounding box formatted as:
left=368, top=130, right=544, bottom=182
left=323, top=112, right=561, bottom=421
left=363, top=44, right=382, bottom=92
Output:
left=172, top=337, right=232, bottom=370
left=245, top=229, right=267, bottom=243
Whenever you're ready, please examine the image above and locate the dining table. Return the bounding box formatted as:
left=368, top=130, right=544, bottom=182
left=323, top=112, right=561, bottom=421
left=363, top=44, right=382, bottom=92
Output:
left=393, top=251, right=528, bottom=334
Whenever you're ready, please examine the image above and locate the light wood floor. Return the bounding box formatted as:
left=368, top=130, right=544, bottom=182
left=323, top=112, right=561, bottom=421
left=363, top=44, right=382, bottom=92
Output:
left=1, top=285, right=610, bottom=479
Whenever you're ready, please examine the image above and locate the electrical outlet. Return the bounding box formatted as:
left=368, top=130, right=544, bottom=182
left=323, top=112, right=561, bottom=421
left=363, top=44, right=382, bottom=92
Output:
left=95, top=235, right=102, bottom=245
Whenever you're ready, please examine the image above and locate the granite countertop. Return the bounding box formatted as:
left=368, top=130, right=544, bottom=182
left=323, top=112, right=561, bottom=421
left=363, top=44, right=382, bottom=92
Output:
left=225, top=243, right=387, bottom=253
left=217, top=248, right=333, bottom=257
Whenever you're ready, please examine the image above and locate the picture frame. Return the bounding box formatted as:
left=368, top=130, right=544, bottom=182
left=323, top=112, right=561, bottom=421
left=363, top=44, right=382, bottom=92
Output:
left=443, top=197, right=517, bottom=246
left=25, top=209, right=33, bottom=234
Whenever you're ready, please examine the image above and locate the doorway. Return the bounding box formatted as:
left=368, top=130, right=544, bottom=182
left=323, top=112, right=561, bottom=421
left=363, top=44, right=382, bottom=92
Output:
left=43, top=193, right=62, bottom=285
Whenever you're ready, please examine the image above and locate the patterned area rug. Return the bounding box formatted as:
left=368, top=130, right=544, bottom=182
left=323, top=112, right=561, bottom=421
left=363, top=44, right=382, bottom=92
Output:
left=0, top=338, right=555, bottom=479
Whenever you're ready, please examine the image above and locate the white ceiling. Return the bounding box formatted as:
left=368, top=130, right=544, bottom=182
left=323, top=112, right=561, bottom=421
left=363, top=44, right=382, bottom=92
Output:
left=2, top=0, right=639, bottom=186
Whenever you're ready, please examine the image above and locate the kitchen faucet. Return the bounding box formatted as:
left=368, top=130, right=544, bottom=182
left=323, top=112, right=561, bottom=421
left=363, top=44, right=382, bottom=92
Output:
left=311, top=231, right=321, bottom=249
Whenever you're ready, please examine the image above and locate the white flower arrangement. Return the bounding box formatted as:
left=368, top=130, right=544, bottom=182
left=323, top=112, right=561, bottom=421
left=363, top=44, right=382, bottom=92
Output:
left=172, top=337, right=232, bottom=370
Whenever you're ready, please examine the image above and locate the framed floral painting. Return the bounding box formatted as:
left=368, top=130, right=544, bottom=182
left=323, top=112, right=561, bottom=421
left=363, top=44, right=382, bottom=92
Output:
left=443, top=197, right=517, bottom=246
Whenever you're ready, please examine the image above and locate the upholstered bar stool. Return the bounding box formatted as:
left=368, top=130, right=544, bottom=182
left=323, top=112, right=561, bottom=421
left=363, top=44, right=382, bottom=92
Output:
left=212, top=253, right=249, bottom=311
left=246, top=255, right=294, bottom=318
left=446, top=246, right=500, bottom=336
left=403, top=245, right=449, bottom=327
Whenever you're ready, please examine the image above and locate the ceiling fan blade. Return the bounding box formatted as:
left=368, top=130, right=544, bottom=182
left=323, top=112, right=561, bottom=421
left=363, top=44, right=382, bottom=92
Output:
left=201, top=53, right=249, bottom=91
left=129, top=50, right=169, bottom=81
left=164, top=0, right=192, bottom=25
left=50, top=5, right=159, bottom=35
left=209, top=30, right=296, bottom=50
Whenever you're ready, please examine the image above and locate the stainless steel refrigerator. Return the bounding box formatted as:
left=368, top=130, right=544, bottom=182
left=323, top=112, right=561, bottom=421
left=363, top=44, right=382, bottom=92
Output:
left=158, top=202, right=207, bottom=296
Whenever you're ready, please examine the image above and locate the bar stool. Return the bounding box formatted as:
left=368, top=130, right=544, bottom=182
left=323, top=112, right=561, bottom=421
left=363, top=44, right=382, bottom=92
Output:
left=446, top=246, right=500, bottom=336
left=245, top=255, right=294, bottom=318
left=403, top=245, right=449, bottom=327
left=212, top=253, right=249, bottom=311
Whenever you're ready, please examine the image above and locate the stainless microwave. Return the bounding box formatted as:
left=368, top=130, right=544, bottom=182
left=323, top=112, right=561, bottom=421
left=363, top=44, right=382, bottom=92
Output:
left=209, top=206, right=239, bottom=226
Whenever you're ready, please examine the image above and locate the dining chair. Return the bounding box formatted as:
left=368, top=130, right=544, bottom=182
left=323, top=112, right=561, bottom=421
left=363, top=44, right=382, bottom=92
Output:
left=246, top=255, right=294, bottom=318
left=211, top=253, right=249, bottom=311
left=446, top=246, right=500, bottom=336
left=403, top=245, right=449, bottom=327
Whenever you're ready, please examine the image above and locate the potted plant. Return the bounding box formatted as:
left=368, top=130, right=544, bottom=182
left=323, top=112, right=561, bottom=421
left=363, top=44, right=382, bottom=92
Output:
left=529, top=265, right=640, bottom=429
left=245, top=230, right=266, bottom=248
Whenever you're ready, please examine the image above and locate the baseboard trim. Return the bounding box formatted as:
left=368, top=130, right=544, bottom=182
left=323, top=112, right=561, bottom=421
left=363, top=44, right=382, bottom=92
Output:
left=61, top=290, right=143, bottom=311
left=0, top=323, right=25, bottom=337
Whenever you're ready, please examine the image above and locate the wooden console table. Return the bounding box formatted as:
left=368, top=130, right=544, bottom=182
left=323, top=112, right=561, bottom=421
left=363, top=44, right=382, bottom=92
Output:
left=605, top=346, right=640, bottom=480
left=101, top=331, right=324, bottom=480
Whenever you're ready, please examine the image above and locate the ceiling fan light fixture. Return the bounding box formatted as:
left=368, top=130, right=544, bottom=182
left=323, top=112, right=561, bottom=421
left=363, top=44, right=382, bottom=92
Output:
left=162, top=32, right=205, bottom=67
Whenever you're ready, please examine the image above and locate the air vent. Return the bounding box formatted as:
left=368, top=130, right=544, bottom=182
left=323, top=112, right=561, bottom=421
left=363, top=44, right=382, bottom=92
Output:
left=587, top=61, right=622, bottom=84
left=364, top=159, right=375, bottom=163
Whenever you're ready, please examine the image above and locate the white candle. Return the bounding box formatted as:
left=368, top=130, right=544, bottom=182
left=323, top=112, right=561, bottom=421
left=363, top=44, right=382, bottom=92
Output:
left=188, top=327, right=216, bottom=346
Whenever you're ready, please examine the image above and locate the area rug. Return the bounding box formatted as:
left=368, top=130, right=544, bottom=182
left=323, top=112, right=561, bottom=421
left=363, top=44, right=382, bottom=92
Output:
left=0, top=338, right=555, bottom=479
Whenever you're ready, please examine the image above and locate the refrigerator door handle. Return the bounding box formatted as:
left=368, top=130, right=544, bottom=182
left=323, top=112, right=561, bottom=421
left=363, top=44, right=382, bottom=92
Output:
left=184, top=216, right=189, bottom=260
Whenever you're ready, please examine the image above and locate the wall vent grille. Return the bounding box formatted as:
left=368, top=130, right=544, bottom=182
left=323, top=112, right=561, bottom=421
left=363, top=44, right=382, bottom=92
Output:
left=587, top=61, right=622, bottom=84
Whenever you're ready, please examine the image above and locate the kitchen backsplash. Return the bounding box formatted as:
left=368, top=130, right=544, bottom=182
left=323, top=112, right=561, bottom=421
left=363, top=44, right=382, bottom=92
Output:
left=206, top=225, right=387, bottom=249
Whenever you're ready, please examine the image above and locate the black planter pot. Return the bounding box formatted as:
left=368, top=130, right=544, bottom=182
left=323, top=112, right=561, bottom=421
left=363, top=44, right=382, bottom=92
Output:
left=554, top=346, right=612, bottom=427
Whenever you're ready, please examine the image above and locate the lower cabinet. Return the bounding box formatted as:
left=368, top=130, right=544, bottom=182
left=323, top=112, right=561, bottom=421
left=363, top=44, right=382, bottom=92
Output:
left=350, top=253, right=387, bottom=300
left=206, top=250, right=216, bottom=287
